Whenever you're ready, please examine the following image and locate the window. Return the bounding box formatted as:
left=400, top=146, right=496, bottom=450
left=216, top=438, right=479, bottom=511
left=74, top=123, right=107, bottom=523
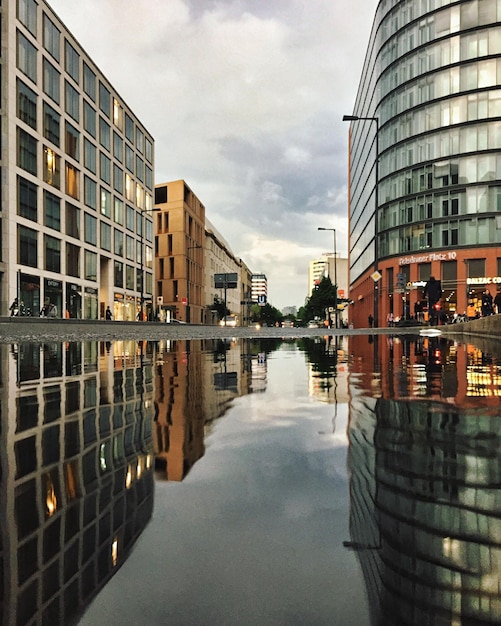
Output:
left=17, top=0, right=37, bottom=35
left=125, top=144, right=134, bottom=172
left=113, top=132, right=123, bottom=162
left=113, top=165, right=123, bottom=194
left=145, top=137, right=152, bottom=163
left=114, top=229, right=123, bottom=256
left=83, top=63, right=96, bottom=101
left=136, top=128, right=144, bottom=154
left=66, top=164, right=79, bottom=199
left=65, top=40, right=79, bottom=83
left=114, top=198, right=124, bottom=225
left=100, top=222, right=111, bottom=251
left=66, top=243, right=80, bottom=277
left=18, top=128, right=37, bottom=175
left=84, top=176, right=97, bottom=210
left=126, top=235, right=135, bottom=260
left=17, top=80, right=37, bottom=129
left=145, top=165, right=152, bottom=190
left=99, top=118, right=110, bottom=151
left=136, top=156, right=144, bottom=182
left=126, top=205, right=135, bottom=231
left=126, top=265, right=135, bottom=289
left=113, top=99, right=123, bottom=130
left=17, top=31, right=37, bottom=82
left=18, top=176, right=37, bottom=221
left=43, top=147, right=60, bottom=188
left=100, top=187, right=111, bottom=217
left=114, top=261, right=123, bottom=288
left=18, top=225, right=38, bottom=267
left=100, top=153, right=111, bottom=184
left=155, top=185, right=167, bottom=204
left=65, top=81, right=79, bottom=121
left=44, top=235, right=61, bottom=272
left=65, top=123, right=79, bottom=161
left=125, top=174, right=133, bottom=201
left=66, top=203, right=80, bottom=239
left=44, top=191, right=61, bottom=230
left=125, top=113, right=134, bottom=143
left=99, top=82, right=110, bottom=117
left=84, top=250, right=97, bottom=281
left=84, top=213, right=97, bottom=245
left=43, top=59, right=60, bottom=104
left=43, top=15, right=60, bottom=61
left=43, top=103, right=60, bottom=145
left=84, top=139, right=96, bottom=173
left=84, top=101, right=96, bottom=138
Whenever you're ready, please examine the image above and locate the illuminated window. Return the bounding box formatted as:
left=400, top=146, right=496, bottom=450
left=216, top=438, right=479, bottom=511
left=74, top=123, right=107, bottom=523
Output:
left=113, top=98, right=123, bottom=130
left=43, top=147, right=60, bottom=188
left=66, top=164, right=79, bottom=199
left=125, top=173, right=133, bottom=201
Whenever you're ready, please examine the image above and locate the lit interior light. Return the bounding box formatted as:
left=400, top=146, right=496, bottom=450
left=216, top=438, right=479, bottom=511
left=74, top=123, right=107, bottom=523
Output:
left=111, top=537, right=119, bottom=566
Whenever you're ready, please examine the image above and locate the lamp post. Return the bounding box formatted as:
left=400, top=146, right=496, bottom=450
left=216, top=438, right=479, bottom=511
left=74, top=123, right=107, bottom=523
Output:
left=343, top=114, right=380, bottom=328
left=186, top=243, right=202, bottom=323
left=139, top=207, right=161, bottom=321
left=318, top=227, right=338, bottom=328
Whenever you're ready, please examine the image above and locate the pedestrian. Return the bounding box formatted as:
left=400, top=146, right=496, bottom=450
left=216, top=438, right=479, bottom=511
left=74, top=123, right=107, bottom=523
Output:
left=387, top=312, right=394, bottom=327
left=481, top=289, right=494, bottom=317
left=9, top=297, right=18, bottom=316
left=494, top=290, right=501, bottom=314
left=368, top=313, right=374, bottom=328
left=105, top=306, right=112, bottom=320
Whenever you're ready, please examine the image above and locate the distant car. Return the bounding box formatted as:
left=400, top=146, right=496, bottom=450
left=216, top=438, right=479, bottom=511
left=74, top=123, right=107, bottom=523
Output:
left=167, top=319, right=186, bottom=324
left=219, top=315, right=237, bottom=327
left=282, top=320, right=294, bottom=328
left=307, top=320, right=320, bottom=328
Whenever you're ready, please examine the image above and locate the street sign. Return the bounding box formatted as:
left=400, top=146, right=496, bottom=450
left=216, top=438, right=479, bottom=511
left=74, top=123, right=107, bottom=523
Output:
left=214, top=273, right=238, bottom=289
left=371, top=271, right=382, bottom=282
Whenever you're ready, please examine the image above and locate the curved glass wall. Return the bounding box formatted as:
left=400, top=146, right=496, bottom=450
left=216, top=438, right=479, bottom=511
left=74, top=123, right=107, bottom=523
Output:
left=348, top=0, right=501, bottom=285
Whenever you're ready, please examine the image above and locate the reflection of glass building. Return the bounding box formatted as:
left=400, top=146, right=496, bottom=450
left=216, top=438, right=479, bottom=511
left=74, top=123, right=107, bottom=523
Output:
left=347, top=336, right=501, bottom=624
left=347, top=2, right=501, bottom=328
left=0, top=341, right=155, bottom=624
left=2, top=0, right=154, bottom=320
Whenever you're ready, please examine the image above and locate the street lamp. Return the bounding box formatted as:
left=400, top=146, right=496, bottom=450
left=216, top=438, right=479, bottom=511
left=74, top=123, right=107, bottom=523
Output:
left=139, top=207, right=161, bottom=321
left=318, top=227, right=338, bottom=328
left=343, top=114, right=380, bottom=328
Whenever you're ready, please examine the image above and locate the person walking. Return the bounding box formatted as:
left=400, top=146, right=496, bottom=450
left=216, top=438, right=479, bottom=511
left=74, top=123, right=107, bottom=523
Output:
left=481, top=289, right=494, bottom=317
left=494, top=289, right=501, bottom=314
left=105, top=306, right=112, bottom=320
left=9, top=298, right=19, bottom=316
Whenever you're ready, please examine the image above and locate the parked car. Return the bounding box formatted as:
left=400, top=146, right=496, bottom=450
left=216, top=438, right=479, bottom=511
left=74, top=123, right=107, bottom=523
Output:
left=219, top=315, right=237, bottom=327
left=307, top=320, right=320, bottom=328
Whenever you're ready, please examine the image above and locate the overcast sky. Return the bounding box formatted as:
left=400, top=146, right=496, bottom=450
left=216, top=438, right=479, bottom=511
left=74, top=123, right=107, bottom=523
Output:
left=48, top=0, right=377, bottom=311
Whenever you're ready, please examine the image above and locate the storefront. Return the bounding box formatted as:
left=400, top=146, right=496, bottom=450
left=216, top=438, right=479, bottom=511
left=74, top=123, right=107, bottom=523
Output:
left=66, top=282, right=82, bottom=318
left=44, top=278, right=63, bottom=318
left=113, top=292, right=125, bottom=320
left=84, top=286, right=98, bottom=319
left=19, top=273, right=40, bottom=316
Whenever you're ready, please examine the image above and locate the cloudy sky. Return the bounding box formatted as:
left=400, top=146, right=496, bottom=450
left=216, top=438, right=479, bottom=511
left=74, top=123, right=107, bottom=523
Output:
left=48, top=0, right=377, bottom=310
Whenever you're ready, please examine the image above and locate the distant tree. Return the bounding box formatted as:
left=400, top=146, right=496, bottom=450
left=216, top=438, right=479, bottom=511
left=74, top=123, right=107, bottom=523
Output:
left=251, top=303, right=283, bottom=326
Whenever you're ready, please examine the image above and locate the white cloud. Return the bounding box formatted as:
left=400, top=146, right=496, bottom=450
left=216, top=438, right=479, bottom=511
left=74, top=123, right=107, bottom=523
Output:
left=48, top=0, right=377, bottom=309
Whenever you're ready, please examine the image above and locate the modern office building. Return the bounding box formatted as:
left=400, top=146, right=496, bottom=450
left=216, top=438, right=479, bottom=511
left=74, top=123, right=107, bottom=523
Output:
left=2, top=0, right=155, bottom=319
left=345, top=0, right=501, bottom=328
left=308, top=254, right=350, bottom=324
left=153, top=180, right=205, bottom=323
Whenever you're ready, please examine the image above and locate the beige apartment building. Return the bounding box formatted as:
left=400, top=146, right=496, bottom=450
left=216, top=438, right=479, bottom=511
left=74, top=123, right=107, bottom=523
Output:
left=2, top=0, right=155, bottom=320
left=153, top=180, right=205, bottom=323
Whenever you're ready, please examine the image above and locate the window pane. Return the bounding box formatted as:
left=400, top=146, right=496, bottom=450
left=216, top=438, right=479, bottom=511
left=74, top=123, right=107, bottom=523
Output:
left=18, top=176, right=37, bottom=221
left=17, top=79, right=37, bottom=128
left=43, top=102, right=60, bottom=146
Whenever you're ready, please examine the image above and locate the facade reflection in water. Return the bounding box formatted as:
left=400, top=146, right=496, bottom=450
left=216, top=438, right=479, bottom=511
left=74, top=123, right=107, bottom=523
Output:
left=1, top=340, right=155, bottom=626
left=347, top=335, right=501, bottom=625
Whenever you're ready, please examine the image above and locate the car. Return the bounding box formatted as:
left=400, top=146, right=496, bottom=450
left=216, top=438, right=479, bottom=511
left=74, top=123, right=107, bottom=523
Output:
left=307, top=320, right=320, bottom=328
left=167, top=318, right=187, bottom=324
left=281, top=320, right=294, bottom=328
left=219, top=315, right=237, bottom=327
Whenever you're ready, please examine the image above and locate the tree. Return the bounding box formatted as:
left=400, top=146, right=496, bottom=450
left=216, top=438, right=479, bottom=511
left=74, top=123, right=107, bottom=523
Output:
left=303, top=276, right=337, bottom=322
left=251, top=303, right=283, bottom=326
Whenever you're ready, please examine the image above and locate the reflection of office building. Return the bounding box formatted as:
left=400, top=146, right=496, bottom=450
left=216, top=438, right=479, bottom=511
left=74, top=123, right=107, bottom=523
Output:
left=346, top=3, right=501, bottom=328
left=347, top=336, right=501, bottom=624
left=3, top=1, right=154, bottom=320
left=0, top=341, right=155, bottom=625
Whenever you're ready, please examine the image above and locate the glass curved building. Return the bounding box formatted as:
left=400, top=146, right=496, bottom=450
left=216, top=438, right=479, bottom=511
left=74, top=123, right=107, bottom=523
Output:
left=346, top=0, right=501, bottom=328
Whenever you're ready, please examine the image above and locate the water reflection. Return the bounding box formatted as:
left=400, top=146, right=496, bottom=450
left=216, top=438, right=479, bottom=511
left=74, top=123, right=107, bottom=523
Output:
left=347, top=334, right=501, bottom=625
left=1, top=340, right=155, bottom=626
left=2, top=333, right=501, bottom=624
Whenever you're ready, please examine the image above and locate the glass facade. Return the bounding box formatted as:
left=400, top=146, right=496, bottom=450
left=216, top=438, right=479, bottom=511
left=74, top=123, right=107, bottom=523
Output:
left=5, top=0, right=154, bottom=319
left=347, top=0, right=501, bottom=327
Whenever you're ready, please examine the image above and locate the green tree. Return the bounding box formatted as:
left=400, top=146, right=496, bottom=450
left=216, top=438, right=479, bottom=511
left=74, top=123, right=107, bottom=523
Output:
left=304, top=276, right=337, bottom=322
left=251, top=303, right=283, bottom=326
